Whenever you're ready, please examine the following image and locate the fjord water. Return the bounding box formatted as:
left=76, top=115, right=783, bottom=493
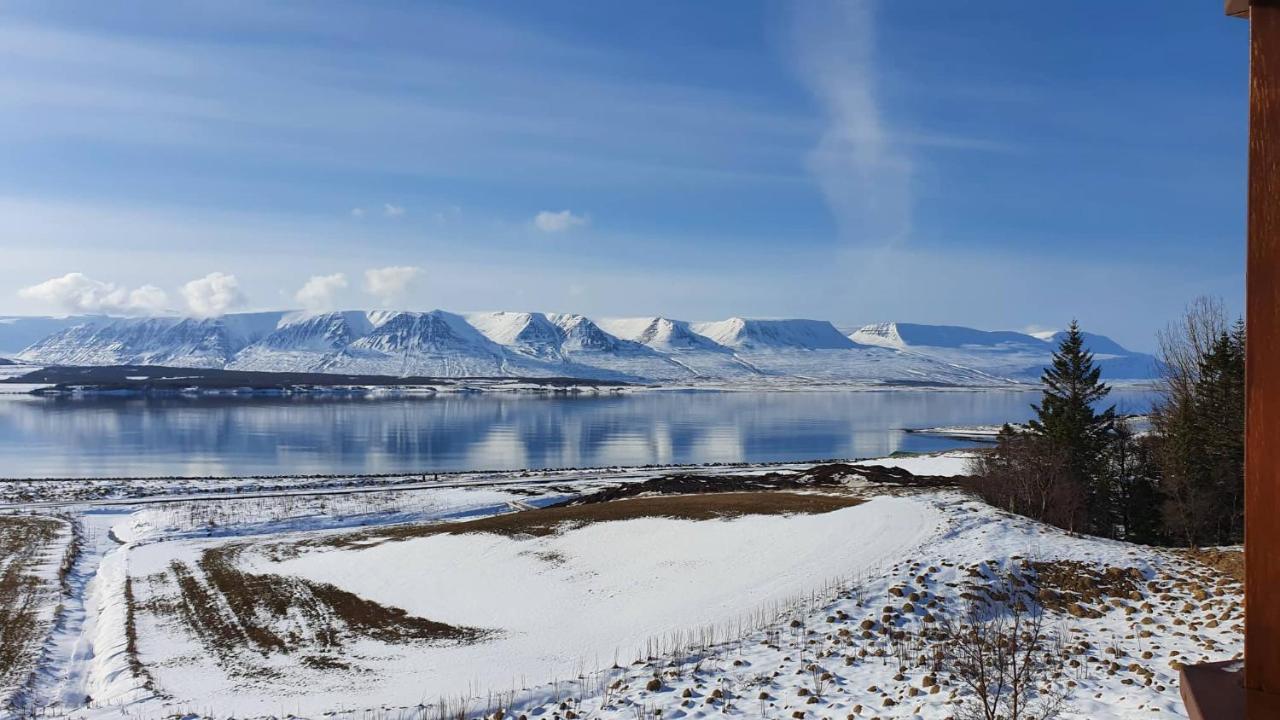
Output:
left=0, top=389, right=1154, bottom=478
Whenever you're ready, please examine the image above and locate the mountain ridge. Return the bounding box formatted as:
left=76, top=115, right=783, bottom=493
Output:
left=6, top=310, right=1159, bottom=386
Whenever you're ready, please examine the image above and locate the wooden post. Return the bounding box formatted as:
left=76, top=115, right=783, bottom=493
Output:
left=1245, top=0, right=1280, bottom=702
left=1180, top=4, right=1280, bottom=717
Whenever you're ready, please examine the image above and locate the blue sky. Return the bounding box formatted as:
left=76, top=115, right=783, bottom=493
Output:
left=0, top=1, right=1247, bottom=350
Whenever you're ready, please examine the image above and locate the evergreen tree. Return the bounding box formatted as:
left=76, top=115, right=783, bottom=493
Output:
left=1027, top=321, right=1116, bottom=534
left=1106, top=418, right=1162, bottom=543
left=1193, top=323, right=1245, bottom=542
left=1152, top=301, right=1246, bottom=546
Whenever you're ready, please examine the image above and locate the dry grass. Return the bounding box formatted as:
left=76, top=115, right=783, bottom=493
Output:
left=159, top=544, right=493, bottom=676
left=314, top=491, right=863, bottom=551
left=0, top=515, right=66, bottom=695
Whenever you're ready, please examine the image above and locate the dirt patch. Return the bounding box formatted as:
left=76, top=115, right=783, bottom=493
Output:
left=1179, top=548, right=1244, bottom=584
left=160, top=544, right=493, bottom=676
left=313, top=491, right=863, bottom=552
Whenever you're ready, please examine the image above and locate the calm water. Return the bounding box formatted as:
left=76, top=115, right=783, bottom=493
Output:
left=0, top=390, right=1154, bottom=478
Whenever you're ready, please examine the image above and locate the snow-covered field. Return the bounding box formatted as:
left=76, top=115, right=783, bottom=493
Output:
left=4, top=452, right=1241, bottom=720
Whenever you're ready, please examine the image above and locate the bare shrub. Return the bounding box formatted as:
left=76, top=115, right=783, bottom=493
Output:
left=938, top=574, right=1069, bottom=720
left=966, top=431, right=1085, bottom=533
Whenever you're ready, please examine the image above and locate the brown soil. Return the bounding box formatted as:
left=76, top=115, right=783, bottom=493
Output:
left=1024, top=560, right=1144, bottom=618
left=1179, top=548, right=1245, bottom=584
left=314, top=491, right=864, bottom=551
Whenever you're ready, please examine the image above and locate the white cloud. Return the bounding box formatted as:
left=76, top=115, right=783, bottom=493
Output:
left=1022, top=324, right=1059, bottom=339
left=789, top=1, right=911, bottom=247
left=350, top=207, right=365, bottom=218
left=363, top=265, right=421, bottom=305
left=533, top=209, right=588, bottom=233
left=181, top=272, right=245, bottom=317
left=383, top=203, right=405, bottom=217
left=294, top=273, right=348, bottom=311
left=18, top=272, right=168, bottom=315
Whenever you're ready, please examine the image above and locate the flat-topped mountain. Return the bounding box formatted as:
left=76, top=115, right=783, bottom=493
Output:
left=850, top=321, right=1156, bottom=381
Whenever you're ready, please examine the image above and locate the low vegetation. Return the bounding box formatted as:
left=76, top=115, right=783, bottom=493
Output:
left=153, top=544, right=494, bottom=676
left=309, top=490, right=864, bottom=552
left=0, top=514, right=70, bottom=709
left=971, top=298, right=1246, bottom=548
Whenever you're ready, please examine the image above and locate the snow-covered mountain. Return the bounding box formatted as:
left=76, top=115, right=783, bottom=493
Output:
left=850, top=321, right=1156, bottom=382
left=467, top=312, right=566, bottom=360
left=9, top=311, right=1159, bottom=386
left=318, top=310, right=540, bottom=378
left=19, top=313, right=283, bottom=368
left=228, top=311, right=374, bottom=372
left=0, top=315, right=105, bottom=356
left=462, top=312, right=691, bottom=380
left=693, top=318, right=856, bottom=350
left=597, top=317, right=758, bottom=378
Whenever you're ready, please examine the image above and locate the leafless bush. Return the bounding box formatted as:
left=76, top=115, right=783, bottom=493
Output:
left=967, top=432, right=1085, bottom=533
left=938, top=574, right=1069, bottom=720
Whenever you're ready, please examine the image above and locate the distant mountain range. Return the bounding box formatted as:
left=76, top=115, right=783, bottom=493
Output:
left=0, top=311, right=1159, bottom=387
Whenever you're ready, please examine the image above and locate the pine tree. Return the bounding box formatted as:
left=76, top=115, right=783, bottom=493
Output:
left=1106, top=418, right=1162, bottom=543
left=1027, top=321, right=1116, bottom=534
left=1151, top=300, right=1235, bottom=546
left=1193, top=323, right=1245, bottom=542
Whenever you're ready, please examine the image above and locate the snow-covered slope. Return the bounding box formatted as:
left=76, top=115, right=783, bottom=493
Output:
left=18, top=313, right=284, bottom=368
left=228, top=311, right=374, bottom=372
left=546, top=314, right=692, bottom=381
left=693, top=317, right=856, bottom=350
left=318, top=310, right=531, bottom=377
left=0, top=315, right=103, bottom=356
left=851, top=322, right=1157, bottom=381
left=463, top=312, right=690, bottom=381
left=599, top=317, right=730, bottom=353
left=597, top=317, right=758, bottom=378
left=852, top=322, right=1046, bottom=352
left=678, top=318, right=996, bottom=385
left=11, top=311, right=1156, bottom=386
left=1047, top=329, right=1156, bottom=378
left=467, top=312, right=565, bottom=360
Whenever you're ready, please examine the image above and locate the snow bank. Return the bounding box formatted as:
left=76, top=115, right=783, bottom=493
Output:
left=857, top=450, right=979, bottom=477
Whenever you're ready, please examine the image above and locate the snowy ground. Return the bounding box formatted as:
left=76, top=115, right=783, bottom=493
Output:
left=0, top=513, right=77, bottom=711
left=5, top=452, right=1242, bottom=720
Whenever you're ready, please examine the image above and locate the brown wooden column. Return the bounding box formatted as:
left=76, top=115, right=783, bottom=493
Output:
left=1244, top=0, right=1280, bottom=702
left=1181, top=3, right=1280, bottom=718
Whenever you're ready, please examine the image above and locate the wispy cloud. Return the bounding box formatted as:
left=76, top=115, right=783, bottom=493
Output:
left=18, top=272, right=167, bottom=315
left=181, top=272, right=244, bottom=317
left=533, top=209, right=588, bottom=233
left=0, top=8, right=811, bottom=192
left=294, top=273, right=348, bottom=311
left=788, top=0, right=912, bottom=247
left=363, top=265, right=421, bottom=305
left=383, top=203, right=406, bottom=218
